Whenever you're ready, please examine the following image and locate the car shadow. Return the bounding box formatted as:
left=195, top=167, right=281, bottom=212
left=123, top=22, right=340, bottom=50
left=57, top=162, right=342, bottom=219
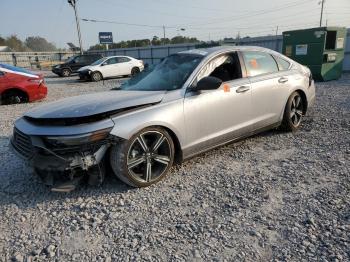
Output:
left=0, top=126, right=296, bottom=210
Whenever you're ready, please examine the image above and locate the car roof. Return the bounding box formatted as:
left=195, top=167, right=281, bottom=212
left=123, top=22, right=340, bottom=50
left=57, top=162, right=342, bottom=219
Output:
left=180, top=45, right=281, bottom=57
left=104, top=55, right=131, bottom=59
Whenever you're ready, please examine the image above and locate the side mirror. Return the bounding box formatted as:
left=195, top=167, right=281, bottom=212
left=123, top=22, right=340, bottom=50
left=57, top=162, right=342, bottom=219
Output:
left=101, top=62, right=107, bottom=66
left=196, top=76, right=222, bottom=91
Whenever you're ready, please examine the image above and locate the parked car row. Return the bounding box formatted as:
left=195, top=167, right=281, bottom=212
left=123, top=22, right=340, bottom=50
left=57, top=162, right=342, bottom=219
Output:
left=51, top=54, right=144, bottom=81
left=0, top=54, right=144, bottom=105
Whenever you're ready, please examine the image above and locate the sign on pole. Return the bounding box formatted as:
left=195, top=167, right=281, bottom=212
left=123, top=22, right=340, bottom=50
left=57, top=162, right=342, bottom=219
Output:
left=99, top=32, right=113, bottom=44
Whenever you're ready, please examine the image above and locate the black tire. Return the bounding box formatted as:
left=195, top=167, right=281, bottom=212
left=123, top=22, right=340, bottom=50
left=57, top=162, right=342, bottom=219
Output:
left=61, top=68, right=71, bottom=77
left=1, top=90, right=28, bottom=105
left=281, top=91, right=305, bottom=132
left=131, top=67, right=140, bottom=77
left=91, top=71, right=103, bottom=82
left=110, top=127, right=175, bottom=187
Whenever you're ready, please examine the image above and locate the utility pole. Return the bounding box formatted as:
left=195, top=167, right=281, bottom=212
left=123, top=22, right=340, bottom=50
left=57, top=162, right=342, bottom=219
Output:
left=162, top=25, right=166, bottom=45
left=319, top=0, right=325, bottom=27
left=275, top=26, right=279, bottom=51
left=68, top=0, right=83, bottom=54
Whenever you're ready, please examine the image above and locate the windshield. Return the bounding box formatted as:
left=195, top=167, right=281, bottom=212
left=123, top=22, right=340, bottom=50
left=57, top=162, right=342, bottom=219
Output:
left=120, top=53, right=204, bottom=91
left=91, top=57, right=106, bottom=66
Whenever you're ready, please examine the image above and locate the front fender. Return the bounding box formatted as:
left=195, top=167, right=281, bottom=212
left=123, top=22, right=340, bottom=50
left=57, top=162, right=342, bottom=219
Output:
left=110, top=99, right=185, bottom=147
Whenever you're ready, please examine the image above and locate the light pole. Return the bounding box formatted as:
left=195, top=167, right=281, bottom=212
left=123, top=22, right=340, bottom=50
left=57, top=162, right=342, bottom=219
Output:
left=319, top=0, right=325, bottom=27
left=68, top=0, right=83, bottom=54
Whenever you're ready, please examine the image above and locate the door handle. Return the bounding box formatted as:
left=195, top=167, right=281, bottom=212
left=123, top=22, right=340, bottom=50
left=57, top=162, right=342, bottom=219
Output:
left=278, top=77, right=288, bottom=83
left=236, top=86, right=250, bottom=93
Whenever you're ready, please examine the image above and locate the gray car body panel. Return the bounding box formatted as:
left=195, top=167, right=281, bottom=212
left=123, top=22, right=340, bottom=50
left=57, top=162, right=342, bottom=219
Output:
left=24, top=90, right=165, bottom=119
left=14, top=46, right=316, bottom=161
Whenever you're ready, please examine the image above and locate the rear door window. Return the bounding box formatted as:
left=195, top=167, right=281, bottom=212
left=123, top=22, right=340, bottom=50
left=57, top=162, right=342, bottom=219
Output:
left=275, top=56, right=291, bottom=71
left=242, top=51, right=279, bottom=77
left=118, top=57, right=131, bottom=63
left=105, top=57, right=118, bottom=65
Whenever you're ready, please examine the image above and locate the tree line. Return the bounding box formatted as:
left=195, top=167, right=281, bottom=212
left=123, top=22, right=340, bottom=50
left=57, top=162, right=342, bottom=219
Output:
left=0, top=35, right=58, bottom=52
left=88, top=36, right=200, bottom=50
left=0, top=34, right=201, bottom=52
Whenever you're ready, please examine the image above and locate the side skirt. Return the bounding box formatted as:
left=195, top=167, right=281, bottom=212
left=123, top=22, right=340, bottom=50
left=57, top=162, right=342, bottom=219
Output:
left=182, top=121, right=281, bottom=161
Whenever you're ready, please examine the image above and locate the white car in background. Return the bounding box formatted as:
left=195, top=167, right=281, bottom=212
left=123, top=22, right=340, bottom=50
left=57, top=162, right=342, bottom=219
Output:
left=78, top=56, right=144, bottom=81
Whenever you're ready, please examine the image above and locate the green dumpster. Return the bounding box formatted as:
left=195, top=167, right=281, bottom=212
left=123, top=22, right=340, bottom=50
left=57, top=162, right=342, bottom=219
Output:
left=282, top=27, right=347, bottom=81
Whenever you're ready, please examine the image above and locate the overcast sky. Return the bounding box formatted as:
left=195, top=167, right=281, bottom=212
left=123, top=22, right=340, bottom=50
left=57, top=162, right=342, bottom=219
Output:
left=1, top=0, right=349, bottom=49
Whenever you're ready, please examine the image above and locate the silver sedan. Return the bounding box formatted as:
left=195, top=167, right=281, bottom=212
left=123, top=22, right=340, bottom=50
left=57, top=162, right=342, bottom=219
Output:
left=11, top=46, right=315, bottom=191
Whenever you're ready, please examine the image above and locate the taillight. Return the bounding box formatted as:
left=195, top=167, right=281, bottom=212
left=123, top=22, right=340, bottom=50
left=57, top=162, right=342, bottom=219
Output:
left=28, top=78, right=43, bottom=85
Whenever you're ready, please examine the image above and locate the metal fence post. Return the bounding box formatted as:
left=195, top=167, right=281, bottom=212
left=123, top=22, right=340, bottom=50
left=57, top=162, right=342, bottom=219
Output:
left=35, top=53, right=40, bottom=69
left=12, top=53, right=17, bottom=66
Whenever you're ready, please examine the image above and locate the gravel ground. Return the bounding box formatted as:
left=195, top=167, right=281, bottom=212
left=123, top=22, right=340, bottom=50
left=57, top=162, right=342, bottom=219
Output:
left=0, top=73, right=349, bottom=261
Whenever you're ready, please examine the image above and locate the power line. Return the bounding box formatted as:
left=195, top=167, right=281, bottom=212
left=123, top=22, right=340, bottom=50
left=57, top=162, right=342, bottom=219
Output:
left=170, top=0, right=317, bottom=27
left=186, top=9, right=320, bottom=31
left=81, top=18, right=179, bottom=29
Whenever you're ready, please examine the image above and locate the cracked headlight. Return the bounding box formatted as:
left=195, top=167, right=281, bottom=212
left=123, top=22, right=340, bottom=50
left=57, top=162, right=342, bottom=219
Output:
left=45, top=128, right=112, bottom=146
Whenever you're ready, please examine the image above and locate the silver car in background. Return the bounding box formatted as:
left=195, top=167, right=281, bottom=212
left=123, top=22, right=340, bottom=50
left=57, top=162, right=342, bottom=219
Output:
left=11, top=46, right=315, bottom=191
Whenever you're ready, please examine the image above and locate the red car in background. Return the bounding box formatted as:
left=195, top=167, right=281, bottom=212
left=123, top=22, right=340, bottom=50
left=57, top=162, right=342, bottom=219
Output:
left=0, top=64, right=47, bottom=105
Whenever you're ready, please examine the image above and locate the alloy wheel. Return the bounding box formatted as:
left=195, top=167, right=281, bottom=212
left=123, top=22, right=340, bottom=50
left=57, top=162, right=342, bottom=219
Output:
left=62, top=69, right=70, bottom=77
left=127, top=131, right=172, bottom=183
left=92, top=72, right=102, bottom=81
left=290, top=94, right=303, bottom=126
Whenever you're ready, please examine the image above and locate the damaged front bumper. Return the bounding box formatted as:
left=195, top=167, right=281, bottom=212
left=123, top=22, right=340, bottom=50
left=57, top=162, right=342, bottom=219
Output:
left=10, top=117, right=117, bottom=192
left=10, top=133, right=111, bottom=192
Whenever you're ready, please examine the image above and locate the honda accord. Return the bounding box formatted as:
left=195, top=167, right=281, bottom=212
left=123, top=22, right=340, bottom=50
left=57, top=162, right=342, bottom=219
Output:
left=11, top=46, right=315, bottom=191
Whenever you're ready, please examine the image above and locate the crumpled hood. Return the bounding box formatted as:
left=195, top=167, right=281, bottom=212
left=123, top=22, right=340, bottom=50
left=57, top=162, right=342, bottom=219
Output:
left=25, top=90, right=165, bottom=119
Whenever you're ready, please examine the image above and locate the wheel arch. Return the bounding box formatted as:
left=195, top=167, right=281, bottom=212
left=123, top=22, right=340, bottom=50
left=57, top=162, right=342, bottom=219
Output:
left=0, top=87, right=29, bottom=102
left=294, top=89, right=308, bottom=114
left=279, top=87, right=308, bottom=120
left=155, top=125, right=183, bottom=164
left=61, top=67, right=72, bottom=72
left=111, top=122, right=184, bottom=164
left=92, top=70, right=104, bottom=78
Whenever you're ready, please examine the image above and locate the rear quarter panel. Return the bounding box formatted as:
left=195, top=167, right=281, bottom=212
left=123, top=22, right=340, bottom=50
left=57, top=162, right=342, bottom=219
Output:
left=277, top=68, right=314, bottom=120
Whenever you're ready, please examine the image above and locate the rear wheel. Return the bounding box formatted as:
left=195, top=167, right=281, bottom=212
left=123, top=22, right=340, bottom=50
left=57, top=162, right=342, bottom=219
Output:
left=91, top=71, right=103, bottom=82
left=1, top=90, right=28, bottom=105
left=131, top=67, right=140, bottom=77
left=281, top=91, right=305, bottom=132
left=110, top=127, right=175, bottom=187
left=61, top=68, right=71, bottom=77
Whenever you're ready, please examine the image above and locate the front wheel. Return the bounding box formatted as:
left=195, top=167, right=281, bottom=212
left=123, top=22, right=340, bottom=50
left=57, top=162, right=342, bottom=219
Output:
left=1, top=91, right=28, bottom=105
left=91, top=71, right=103, bottom=82
left=281, top=91, right=305, bottom=132
left=110, top=127, right=175, bottom=187
left=61, top=68, right=71, bottom=77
